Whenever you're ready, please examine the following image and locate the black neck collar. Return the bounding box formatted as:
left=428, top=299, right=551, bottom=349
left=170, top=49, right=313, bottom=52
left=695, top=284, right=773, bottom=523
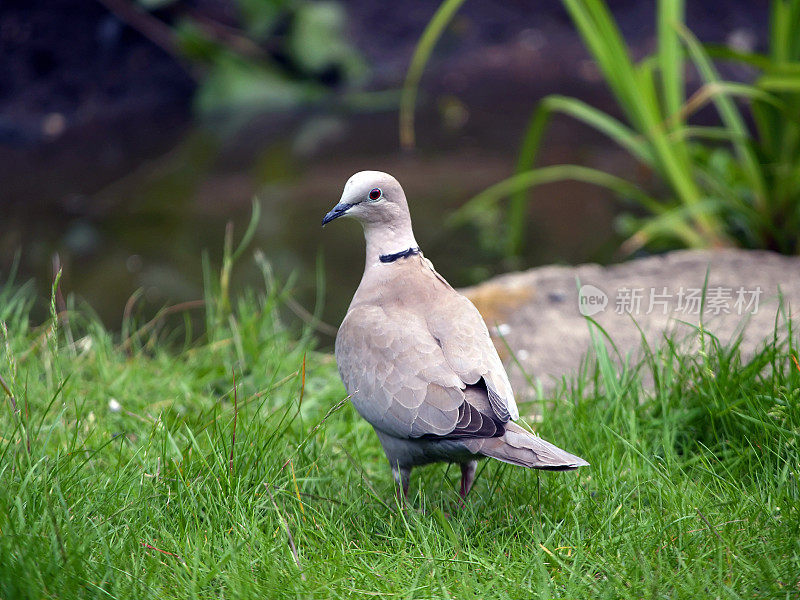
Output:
left=379, top=246, right=420, bottom=263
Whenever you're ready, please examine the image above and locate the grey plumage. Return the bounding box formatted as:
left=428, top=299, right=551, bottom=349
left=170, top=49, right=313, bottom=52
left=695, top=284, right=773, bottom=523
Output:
left=324, top=171, right=588, bottom=499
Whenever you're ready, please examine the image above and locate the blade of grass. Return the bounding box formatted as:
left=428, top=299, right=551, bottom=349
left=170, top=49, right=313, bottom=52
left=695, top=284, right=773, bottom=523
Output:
left=564, top=0, right=720, bottom=242
left=451, top=164, right=707, bottom=251
left=676, top=22, right=768, bottom=210
left=509, top=94, right=658, bottom=254
left=399, top=0, right=467, bottom=150
left=658, top=0, right=686, bottom=120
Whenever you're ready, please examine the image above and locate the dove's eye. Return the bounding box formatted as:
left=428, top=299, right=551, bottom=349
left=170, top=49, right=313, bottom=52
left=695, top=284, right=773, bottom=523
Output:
left=368, top=188, right=382, bottom=201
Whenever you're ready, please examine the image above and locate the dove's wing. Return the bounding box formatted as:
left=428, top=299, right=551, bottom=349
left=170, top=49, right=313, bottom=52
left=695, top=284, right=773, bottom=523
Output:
left=335, top=302, right=508, bottom=440
left=424, top=282, right=519, bottom=422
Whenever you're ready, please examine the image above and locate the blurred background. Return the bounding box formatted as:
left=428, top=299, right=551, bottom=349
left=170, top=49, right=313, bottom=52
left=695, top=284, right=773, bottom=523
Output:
left=2, top=0, right=794, bottom=345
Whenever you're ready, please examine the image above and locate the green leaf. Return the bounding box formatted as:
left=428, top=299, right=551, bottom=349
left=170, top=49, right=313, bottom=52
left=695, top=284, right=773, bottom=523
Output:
left=658, top=0, right=686, bottom=121
left=622, top=198, right=726, bottom=252
left=509, top=94, right=657, bottom=254
left=399, top=0, right=468, bottom=149
left=238, top=0, right=289, bottom=41
left=538, top=96, right=655, bottom=166
left=758, top=75, right=800, bottom=91
left=175, top=19, right=225, bottom=63
left=195, top=54, right=324, bottom=124
left=450, top=164, right=705, bottom=253
left=704, top=44, right=773, bottom=70
left=289, top=1, right=367, bottom=83
left=676, top=22, right=768, bottom=210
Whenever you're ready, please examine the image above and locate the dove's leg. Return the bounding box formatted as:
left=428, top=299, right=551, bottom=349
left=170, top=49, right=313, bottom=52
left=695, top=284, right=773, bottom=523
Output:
left=459, top=460, right=478, bottom=499
left=391, top=464, right=411, bottom=501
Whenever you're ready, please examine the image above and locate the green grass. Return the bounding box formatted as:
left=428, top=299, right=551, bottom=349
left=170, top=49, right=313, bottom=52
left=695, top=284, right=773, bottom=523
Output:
left=407, top=0, right=800, bottom=258
left=1, top=258, right=799, bottom=598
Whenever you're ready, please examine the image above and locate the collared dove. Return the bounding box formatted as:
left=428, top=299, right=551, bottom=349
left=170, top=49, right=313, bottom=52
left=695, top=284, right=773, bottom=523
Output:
left=323, top=171, right=588, bottom=500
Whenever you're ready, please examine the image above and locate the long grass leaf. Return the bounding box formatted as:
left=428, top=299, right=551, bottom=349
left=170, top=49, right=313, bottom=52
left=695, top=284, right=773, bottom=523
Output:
left=231, top=199, right=262, bottom=262
left=451, top=164, right=705, bottom=251
left=676, top=22, right=768, bottom=209
left=399, top=0, right=467, bottom=150
left=757, top=75, right=800, bottom=91
left=544, top=95, right=656, bottom=165
left=620, top=198, right=726, bottom=253
left=508, top=94, right=657, bottom=254
left=658, top=0, right=686, bottom=121
left=564, top=0, right=719, bottom=241
left=704, top=44, right=773, bottom=70
left=563, top=0, right=644, bottom=128
left=451, top=165, right=653, bottom=228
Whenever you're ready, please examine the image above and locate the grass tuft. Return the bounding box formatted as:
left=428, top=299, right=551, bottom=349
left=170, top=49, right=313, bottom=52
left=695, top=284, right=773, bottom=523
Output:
left=0, top=258, right=798, bottom=597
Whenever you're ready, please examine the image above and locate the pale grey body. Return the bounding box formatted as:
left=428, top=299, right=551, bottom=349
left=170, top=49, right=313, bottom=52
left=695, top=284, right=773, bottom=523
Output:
left=324, top=171, right=588, bottom=499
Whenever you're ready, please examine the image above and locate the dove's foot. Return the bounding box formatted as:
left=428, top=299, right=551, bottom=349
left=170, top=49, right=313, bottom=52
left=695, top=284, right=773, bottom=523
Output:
left=459, top=460, right=477, bottom=500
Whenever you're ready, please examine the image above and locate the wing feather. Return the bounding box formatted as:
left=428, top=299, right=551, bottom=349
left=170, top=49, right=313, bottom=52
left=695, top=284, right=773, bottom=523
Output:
left=425, top=292, right=519, bottom=421
left=336, top=304, right=506, bottom=440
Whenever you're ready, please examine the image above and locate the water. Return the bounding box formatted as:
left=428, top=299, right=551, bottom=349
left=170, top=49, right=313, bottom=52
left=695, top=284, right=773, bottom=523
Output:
left=3, top=105, right=624, bottom=345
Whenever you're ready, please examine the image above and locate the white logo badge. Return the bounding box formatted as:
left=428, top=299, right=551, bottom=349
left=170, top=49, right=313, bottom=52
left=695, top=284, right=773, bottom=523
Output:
left=578, top=284, right=608, bottom=316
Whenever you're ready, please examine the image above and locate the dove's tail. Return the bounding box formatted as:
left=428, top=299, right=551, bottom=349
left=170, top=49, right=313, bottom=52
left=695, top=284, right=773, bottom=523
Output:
left=466, top=422, right=589, bottom=470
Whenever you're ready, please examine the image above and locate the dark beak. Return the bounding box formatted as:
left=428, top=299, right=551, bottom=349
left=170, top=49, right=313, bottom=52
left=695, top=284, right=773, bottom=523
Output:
left=322, top=202, right=351, bottom=226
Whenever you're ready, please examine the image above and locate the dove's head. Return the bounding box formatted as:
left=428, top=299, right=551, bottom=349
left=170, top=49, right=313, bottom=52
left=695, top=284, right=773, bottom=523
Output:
left=322, top=171, right=411, bottom=227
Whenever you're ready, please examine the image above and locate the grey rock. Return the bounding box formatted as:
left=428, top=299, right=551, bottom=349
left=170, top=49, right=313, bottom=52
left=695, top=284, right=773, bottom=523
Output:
left=462, top=249, right=800, bottom=395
